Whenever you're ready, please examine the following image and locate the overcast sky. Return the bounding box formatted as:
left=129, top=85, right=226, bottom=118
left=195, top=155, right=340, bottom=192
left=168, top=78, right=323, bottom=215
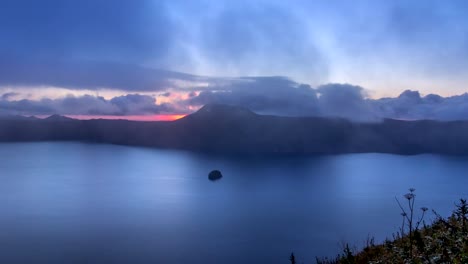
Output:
left=1, top=0, right=468, bottom=120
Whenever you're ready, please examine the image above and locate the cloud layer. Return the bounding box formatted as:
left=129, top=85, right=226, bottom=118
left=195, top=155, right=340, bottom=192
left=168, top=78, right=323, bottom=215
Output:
left=0, top=94, right=173, bottom=116
left=2, top=0, right=468, bottom=94
left=0, top=58, right=202, bottom=92
left=1, top=0, right=468, bottom=119
left=3, top=77, right=468, bottom=122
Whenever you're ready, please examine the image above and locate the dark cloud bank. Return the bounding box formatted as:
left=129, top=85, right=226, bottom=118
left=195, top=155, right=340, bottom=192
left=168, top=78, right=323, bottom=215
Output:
left=2, top=0, right=468, bottom=95
left=0, top=58, right=202, bottom=92
left=2, top=0, right=468, bottom=122
left=2, top=76, right=468, bottom=122
left=0, top=94, right=174, bottom=116
left=182, top=78, right=468, bottom=122
left=0, top=0, right=326, bottom=85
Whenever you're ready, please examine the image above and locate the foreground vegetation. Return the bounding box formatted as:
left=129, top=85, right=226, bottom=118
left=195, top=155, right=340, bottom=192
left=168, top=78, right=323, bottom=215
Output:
left=293, top=189, right=468, bottom=264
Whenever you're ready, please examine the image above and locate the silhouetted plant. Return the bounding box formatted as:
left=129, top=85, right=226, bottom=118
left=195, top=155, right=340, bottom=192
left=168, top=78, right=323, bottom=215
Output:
left=363, top=234, right=375, bottom=253
left=395, top=188, right=427, bottom=258
left=315, top=256, right=340, bottom=264
left=289, top=252, right=296, bottom=264
left=455, top=198, right=468, bottom=232
left=314, top=194, right=468, bottom=263
left=341, top=244, right=354, bottom=264
left=413, top=229, right=425, bottom=253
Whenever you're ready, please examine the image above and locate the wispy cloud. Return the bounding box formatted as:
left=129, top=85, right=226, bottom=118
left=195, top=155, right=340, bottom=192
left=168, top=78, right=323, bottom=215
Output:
left=0, top=58, right=202, bottom=92
left=2, top=0, right=468, bottom=94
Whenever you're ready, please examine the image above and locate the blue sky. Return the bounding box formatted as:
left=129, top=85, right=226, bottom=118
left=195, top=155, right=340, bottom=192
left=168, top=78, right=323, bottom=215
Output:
left=1, top=0, right=468, bottom=119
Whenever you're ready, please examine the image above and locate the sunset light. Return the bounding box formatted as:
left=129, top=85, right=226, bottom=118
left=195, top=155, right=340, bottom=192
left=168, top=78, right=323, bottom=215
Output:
left=2, top=1, right=468, bottom=263
left=36, top=114, right=187, bottom=122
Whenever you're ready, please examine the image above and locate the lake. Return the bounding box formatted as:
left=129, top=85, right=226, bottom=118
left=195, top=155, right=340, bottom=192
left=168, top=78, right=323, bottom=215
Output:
left=0, top=142, right=467, bottom=263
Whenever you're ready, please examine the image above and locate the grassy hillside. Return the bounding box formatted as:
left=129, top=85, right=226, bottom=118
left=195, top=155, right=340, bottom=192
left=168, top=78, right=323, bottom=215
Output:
left=298, top=190, right=468, bottom=264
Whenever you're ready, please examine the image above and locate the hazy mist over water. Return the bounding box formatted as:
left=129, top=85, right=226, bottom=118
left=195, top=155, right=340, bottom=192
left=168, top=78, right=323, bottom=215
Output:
left=0, top=142, right=467, bottom=264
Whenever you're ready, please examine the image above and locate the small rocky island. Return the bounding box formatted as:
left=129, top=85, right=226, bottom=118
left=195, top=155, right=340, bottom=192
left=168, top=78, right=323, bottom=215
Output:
left=208, top=170, right=223, bottom=181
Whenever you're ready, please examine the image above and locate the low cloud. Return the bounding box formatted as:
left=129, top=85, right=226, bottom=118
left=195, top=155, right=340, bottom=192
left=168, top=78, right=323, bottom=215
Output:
left=0, top=58, right=201, bottom=92
left=0, top=94, right=173, bottom=116
left=369, top=91, right=468, bottom=121
left=1, top=92, right=19, bottom=100
left=179, top=78, right=468, bottom=122
left=184, top=76, right=319, bottom=116
left=4, top=76, right=468, bottom=122
left=316, top=84, right=377, bottom=122
left=181, top=80, right=373, bottom=120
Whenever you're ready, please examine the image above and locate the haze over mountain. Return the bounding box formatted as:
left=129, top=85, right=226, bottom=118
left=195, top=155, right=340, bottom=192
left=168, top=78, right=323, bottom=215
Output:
left=3, top=1, right=468, bottom=264
left=2, top=1, right=468, bottom=124
left=4, top=81, right=468, bottom=122
left=1, top=104, right=468, bottom=156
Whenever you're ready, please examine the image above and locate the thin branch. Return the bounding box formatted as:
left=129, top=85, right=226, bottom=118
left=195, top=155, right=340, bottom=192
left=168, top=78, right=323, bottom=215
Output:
left=395, top=196, right=411, bottom=223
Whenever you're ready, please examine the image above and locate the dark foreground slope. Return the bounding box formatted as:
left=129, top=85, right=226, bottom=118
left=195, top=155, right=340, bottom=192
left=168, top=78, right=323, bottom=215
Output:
left=1, top=104, right=468, bottom=155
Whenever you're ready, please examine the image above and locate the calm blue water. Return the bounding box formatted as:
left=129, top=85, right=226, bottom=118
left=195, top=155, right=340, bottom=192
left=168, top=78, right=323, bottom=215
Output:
left=0, top=142, right=467, bottom=264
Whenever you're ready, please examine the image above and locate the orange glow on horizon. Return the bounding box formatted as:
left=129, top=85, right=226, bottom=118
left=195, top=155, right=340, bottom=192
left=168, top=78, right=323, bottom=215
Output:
left=36, top=114, right=187, bottom=122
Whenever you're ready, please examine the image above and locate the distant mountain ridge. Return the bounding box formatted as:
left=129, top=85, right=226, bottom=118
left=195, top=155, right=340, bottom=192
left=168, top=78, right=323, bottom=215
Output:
left=1, top=104, right=468, bottom=155
left=44, top=114, right=75, bottom=121
left=0, top=114, right=40, bottom=121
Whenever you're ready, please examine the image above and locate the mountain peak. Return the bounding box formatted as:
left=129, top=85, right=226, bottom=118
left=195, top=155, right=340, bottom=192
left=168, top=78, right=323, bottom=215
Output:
left=44, top=114, right=75, bottom=121
left=180, top=104, right=256, bottom=122
left=195, top=104, right=255, bottom=116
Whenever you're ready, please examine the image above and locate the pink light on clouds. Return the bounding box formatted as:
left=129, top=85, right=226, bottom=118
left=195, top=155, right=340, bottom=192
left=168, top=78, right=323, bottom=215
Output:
left=36, top=114, right=187, bottom=122
left=67, top=114, right=187, bottom=121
